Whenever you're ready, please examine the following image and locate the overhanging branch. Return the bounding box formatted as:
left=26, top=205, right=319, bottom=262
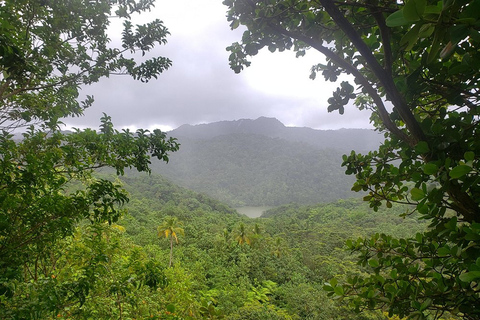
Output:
left=266, top=22, right=411, bottom=143
left=318, top=0, right=426, bottom=145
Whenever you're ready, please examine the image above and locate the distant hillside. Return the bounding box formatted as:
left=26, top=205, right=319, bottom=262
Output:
left=150, top=117, right=384, bottom=206
left=171, top=116, right=384, bottom=153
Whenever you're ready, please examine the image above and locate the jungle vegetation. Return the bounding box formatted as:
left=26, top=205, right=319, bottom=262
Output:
left=1, top=0, right=479, bottom=319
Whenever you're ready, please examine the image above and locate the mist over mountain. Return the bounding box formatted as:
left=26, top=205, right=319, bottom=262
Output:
left=171, top=116, right=383, bottom=153
left=150, top=117, right=384, bottom=206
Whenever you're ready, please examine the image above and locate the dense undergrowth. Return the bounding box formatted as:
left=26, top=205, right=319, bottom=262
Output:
left=1, top=173, right=430, bottom=319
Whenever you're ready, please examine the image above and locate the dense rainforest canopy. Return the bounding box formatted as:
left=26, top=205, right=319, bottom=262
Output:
left=0, top=0, right=179, bottom=317
left=3, top=172, right=430, bottom=319
left=0, top=0, right=479, bottom=319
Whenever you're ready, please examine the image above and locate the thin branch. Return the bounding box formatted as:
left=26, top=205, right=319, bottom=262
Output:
left=365, top=0, right=393, bottom=75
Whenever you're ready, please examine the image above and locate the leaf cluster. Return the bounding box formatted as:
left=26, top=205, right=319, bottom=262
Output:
left=0, top=0, right=172, bottom=130
left=0, top=116, right=178, bottom=289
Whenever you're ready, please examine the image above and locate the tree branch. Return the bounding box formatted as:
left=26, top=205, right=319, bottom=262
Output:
left=365, top=0, right=393, bottom=75
left=318, top=0, right=426, bottom=145
left=266, top=22, right=411, bottom=142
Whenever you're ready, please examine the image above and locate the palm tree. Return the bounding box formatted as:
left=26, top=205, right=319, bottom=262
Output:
left=252, top=223, right=262, bottom=236
left=157, top=216, right=184, bottom=267
left=234, top=223, right=251, bottom=246
left=250, top=223, right=263, bottom=247
left=271, top=236, right=285, bottom=258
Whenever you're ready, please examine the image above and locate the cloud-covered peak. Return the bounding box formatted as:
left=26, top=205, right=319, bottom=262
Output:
left=171, top=117, right=285, bottom=139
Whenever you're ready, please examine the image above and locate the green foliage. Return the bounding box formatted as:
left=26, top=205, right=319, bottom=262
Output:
left=158, top=216, right=185, bottom=267
left=120, top=175, right=426, bottom=319
left=0, top=0, right=171, bottom=129
left=0, top=0, right=178, bottom=317
left=1, top=169, right=423, bottom=319
left=235, top=223, right=252, bottom=245
left=0, top=130, right=179, bottom=318
left=0, top=115, right=179, bottom=282
left=1, top=223, right=176, bottom=319
left=226, top=303, right=294, bottom=320
left=224, top=0, right=480, bottom=318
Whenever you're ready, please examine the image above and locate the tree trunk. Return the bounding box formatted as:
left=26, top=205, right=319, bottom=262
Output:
left=169, top=236, right=173, bottom=267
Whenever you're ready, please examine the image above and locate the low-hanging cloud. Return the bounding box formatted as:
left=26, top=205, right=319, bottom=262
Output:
left=63, top=1, right=373, bottom=132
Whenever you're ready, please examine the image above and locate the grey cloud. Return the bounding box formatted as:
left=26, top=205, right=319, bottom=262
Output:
left=64, top=3, right=372, bottom=131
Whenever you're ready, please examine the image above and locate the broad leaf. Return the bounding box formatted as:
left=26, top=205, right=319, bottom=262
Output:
left=449, top=165, right=472, bottom=179
left=386, top=10, right=409, bottom=27
left=459, top=271, right=480, bottom=282
left=411, top=188, right=425, bottom=201
left=423, top=163, right=438, bottom=175
left=403, top=0, right=426, bottom=21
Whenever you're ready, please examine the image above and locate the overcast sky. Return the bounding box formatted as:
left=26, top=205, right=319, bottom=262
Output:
left=64, top=1, right=373, bottom=132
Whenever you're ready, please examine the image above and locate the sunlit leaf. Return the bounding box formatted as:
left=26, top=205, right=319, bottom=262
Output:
left=459, top=271, right=480, bottom=282
left=411, top=188, right=425, bottom=201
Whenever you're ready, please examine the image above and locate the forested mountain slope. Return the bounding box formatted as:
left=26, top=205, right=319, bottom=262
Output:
left=171, top=117, right=383, bottom=152
left=116, top=174, right=428, bottom=320
left=150, top=117, right=384, bottom=206
left=4, top=172, right=432, bottom=319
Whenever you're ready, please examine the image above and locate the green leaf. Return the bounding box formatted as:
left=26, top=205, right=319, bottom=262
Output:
left=401, top=24, right=421, bottom=50
left=444, top=217, right=457, bottom=230
left=330, top=278, right=338, bottom=287
left=230, top=19, right=240, bottom=29
left=334, top=285, right=345, bottom=296
left=352, top=184, right=363, bottom=192
left=465, top=233, right=480, bottom=241
left=323, top=284, right=334, bottom=291
left=437, top=246, right=450, bottom=256
left=415, top=141, right=430, bottom=153
left=424, top=4, right=442, bottom=14
left=415, top=233, right=423, bottom=243
left=245, top=43, right=259, bottom=55
left=386, top=10, right=410, bottom=27
left=459, top=271, right=480, bottom=282
left=448, top=64, right=471, bottom=75
left=367, top=289, right=376, bottom=298
left=404, top=0, right=425, bottom=21
left=368, top=259, right=380, bottom=268
left=449, top=165, right=472, bottom=179
left=464, top=151, right=475, bottom=162
left=420, top=298, right=432, bottom=311
left=423, top=163, right=438, bottom=175
left=390, top=269, right=398, bottom=279
left=418, top=23, right=435, bottom=38
left=428, top=24, right=445, bottom=64
left=411, top=188, right=425, bottom=201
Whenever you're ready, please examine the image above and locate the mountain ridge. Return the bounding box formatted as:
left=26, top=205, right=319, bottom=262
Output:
left=169, top=117, right=383, bottom=153
left=151, top=117, right=384, bottom=206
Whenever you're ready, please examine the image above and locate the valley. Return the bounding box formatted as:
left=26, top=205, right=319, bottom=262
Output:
left=150, top=117, right=384, bottom=206
left=3, top=119, right=423, bottom=320
left=235, top=206, right=274, bottom=218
